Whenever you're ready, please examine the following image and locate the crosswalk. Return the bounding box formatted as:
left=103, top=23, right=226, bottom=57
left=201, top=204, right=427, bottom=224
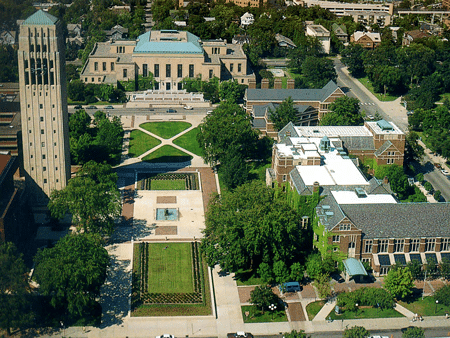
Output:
left=359, top=102, right=376, bottom=106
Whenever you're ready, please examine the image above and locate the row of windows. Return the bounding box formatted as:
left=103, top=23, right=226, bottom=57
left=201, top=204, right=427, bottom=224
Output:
left=28, top=129, right=57, bottom=135
left=28, top=173, right=59, bottom=185
left=152, top=64, right=195, bottom=78
left=29, top=44, right=48, bottom=53
left=94, top=62, right=114, bottom=72
left=30, top=154, right=58, bottom=159
left=229, top=63, right=242, bottom=73
left=30, top=32, right=46, bottom=38
left=363, top=238, right=450, bottom=253
left=30, top=164, right=58, bottom=171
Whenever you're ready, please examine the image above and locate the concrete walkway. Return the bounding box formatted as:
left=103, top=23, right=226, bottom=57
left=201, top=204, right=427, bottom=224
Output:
left=313, top=299, right=336, bottom=321
left=394, top=302, right=415, bottom=318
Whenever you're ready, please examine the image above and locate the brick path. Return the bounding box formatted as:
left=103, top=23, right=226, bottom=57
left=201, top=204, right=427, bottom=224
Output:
left=177, top=167, right=217, bottom=212
left=121, top=184, right=135, bottom=226
left=287, top=302, right=307, bottom=321
left=301, top=284, right=318, bottom=299
left=238, top=286, right=255, bottom=303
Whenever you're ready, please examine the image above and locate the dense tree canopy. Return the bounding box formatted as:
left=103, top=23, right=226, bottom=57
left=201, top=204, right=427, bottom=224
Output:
left=33, top=233, right=109, bottom=317
left=0, top=242, right=32, bottom=336
left=301, top=56, right=337, bottom=88
left=197, top=101, right=258, bottom=167
left=48, top=161, right=121, bottom=235
left=320, top=96, right=363, bottom=126
left=383, top=267, right=415, bottom=299
left=269, top=97, right=298, bottom=131
left=343, top=326, right=370, bottom=338
left=201, top=181, right=310, bottom=274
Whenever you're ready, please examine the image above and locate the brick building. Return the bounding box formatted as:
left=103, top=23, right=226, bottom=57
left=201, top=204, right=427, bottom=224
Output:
left=350, top=31, right=381, bottom=49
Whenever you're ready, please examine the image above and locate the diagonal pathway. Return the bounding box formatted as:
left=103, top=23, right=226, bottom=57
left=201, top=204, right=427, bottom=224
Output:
left=313, top=299, right=336, bottom=321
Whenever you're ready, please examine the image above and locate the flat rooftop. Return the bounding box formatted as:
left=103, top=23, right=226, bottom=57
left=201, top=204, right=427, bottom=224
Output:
left=331, top=190, right=397, bottom=204
left=294, top=125, right=373, bottom=138
left=366, top=120, right=404, bottom=135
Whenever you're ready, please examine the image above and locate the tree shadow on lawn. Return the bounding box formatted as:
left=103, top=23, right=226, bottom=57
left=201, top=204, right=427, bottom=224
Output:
left=143, top=156, right=192, bottom=163
left=100, top=251, right=132, bottom=328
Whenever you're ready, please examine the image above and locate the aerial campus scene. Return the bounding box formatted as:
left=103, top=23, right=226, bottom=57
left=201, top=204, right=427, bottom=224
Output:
left=2, top=0, right=450, bottom=337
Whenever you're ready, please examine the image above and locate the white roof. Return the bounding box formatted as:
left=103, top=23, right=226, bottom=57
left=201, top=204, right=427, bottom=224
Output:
left=294, top=126, right=372, bottom=138
left=332, top=191, right=397, bottom=204
left=366, top=121, right=403, bottom=135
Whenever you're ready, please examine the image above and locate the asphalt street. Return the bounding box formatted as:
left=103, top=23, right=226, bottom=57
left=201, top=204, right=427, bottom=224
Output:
left=69, top=105, right=211, bottom=116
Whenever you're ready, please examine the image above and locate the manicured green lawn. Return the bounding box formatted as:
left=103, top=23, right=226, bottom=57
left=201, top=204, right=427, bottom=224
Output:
left=358, top=77, right=398, bottom=102
left=142, top=145, right=193, bottom=163
left=398, top=296, right=450, bottom=316
left=140, top=121, right=192, bottom=139
left=173, top=127, right=204, bottom=156
left=328, top=306, right=404, bottom=320
left=306, top=301, right=324, bottom=321
left=128, top=130, right=161, bottom=157
left=150, top=179, right=186, bottom=190
left=241, top=305, right=288, bottom=323
left=147, top=243, right=194, bottom=293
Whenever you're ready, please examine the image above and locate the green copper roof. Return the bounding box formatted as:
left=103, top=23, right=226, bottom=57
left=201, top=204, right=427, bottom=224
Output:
left=22, top=10, right=58, bottom=26
left=343, top=258, right=368, bottom=277
left=134, top=30, right=203, bottom=54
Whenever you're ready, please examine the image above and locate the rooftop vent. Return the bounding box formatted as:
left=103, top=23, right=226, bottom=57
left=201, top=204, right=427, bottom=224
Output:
left=322, top=205, right=331, bottom=210
left=355, top=187, right=367, bottom=198
left=377, top=120, right=394, bottom=131
left=325, top=211, right=334, bottom=216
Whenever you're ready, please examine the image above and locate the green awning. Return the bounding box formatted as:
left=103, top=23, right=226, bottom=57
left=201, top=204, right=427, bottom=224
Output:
left=343, top=258, right=368, bottom=276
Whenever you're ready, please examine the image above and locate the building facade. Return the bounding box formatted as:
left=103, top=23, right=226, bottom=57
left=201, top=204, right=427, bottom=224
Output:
left=350, top=31, right=381, bottom=49
left=306, top=24, right=331, bottom=54
left=80, top=30, right=255, bottom=88
left=18, top=10, right=71, bottom=204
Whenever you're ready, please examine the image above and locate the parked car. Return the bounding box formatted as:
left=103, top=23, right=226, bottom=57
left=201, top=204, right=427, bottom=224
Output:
left=156, top=335, right=174, bottom=338
left=104, top=105, right=114, bottom=109
left=86, top=106, right=97, bottom=109
left=166, top=109, right=177, bottom=113
left=367, top=114, right=374, bottom=120
left=441, top=169, right=449, bottom=175
left=207, top=110, right=213, bottom=115
left=434, top=163, right=442, bottom=170
left=183, top=105, right=193, bottom=110
left=279, top=281, right=302, bottom=293
left=227, top=332, right=253, bottom=338
left=74, top=105, right=83, bottom=109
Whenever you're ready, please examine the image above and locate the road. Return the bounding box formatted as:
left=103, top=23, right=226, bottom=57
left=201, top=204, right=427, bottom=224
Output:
left=333, top=58, right=408, bottom=132
left=68, top=105, right=211, bottom=116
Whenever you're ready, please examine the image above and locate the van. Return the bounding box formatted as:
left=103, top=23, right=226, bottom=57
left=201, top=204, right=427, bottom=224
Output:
left=279, top=281, right=301, bottom=293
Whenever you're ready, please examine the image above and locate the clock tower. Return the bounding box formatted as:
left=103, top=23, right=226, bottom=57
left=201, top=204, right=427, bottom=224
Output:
left=18, top=10, right=71, bottom=204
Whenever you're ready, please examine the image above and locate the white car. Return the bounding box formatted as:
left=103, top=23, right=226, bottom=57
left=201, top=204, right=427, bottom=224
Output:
left=156, top=335, right=174, bottom=338
left=441, top=169, right=449, bottom=175
left=367, top=114, right=374, bottom=120
left=184, top=105, right=193, bottom=110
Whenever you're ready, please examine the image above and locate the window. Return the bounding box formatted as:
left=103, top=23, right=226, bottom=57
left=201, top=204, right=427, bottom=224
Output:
left=332, top=235, right=340, bottom=243
left=143, top=64, right=148, bottom=77
left=166, top=82, right=171, bottom=90
left=378, top=239, right=389, bottom=253
left=387, top=158, right=394, bottom=164
left=442, top=238, right=450, bottom=251
left=166, top=64, right=171, bottom=77
left=42, top=142, right=45, bottom=147
left=154, top=82, right=159, bottom=90
left=189, top=64, right=194, bottom=78
left=41, top=129, right=44, bottom=134
left=55, top=166, right=58, bottom=171
left=39, top=104, right=43, bottom=109
left=54, top=142, right=56, bottom=146
left=209, top=69, right=213, bottom=79
left=30, top=142, right=32, bottom=146
left=282, top=175, right=287, bottom=182
left=425, top=238, right=436, bottom=252
left=55, top=155, right=57, bottom=158
left=111, top=62, right=114, bottom=71
left=40, top=117, right=44, bottom=121
left=154, top=64, right=159, bottom=77
left=30, top=155, right=33, bottom=159
left=53, top=117, right=55, bottom=121
left=339, top=224, right=351, bottom=231
left=102, top=62, right=106, bottom=71
left=91, top=78, right=94, bottom=82
left=56, top=179, right=59, bottom=183
left=98, top=77, right=101, bottom=82
left=49, top=60, right=53, bottom=69
left=42, top=155, right=45, bottom=159
left=43, top=166, right=46, bottom=171
left=364, top=240, right=373, bottom=253
left=31, top=167, right=34, bottom=171
left=94, top=62, right=98, bottom=71
left=36, top=45, right=40, bottom=53
left=394, top=239, right=404, bottom=253
left=177, top=64, right=182, bottom=78
left=44, top=179, right=47, bottom=184
left=42, top=45, right=47, bottom=52
left=348, top=242, right=356, bottom=249
left=230, top=63, right=234, bottom=72
left=410, top=238, right=420, bottom=252
left=30, top=44, right=34, bottom=52
left=177, top=82, right=182, bottom=90
left=238, top=63, right=242, bottom=72
left=53, top=130, right=56, bottom=134
left=123, top=69, right=127, bottom=78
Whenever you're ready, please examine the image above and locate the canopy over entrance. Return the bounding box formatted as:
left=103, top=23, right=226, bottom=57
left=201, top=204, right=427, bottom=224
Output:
left=343, top=258, right=368, bottom=277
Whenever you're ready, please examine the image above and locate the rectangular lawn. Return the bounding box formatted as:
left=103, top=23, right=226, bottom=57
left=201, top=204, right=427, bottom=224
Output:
left=147, top=242, right=194, bottom=293
left=150, top=179, right=185, bottom=190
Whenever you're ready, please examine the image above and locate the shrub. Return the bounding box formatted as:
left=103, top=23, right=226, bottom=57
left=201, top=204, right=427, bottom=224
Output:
left=343, top=325, right=370, bottom=338
left=434, top=190, right=441, bottom=201
left=258, top=262, right=274, bottom=284
left=402, top=327, right=424, bottom=338
left=384, top=267, right=415, bottom=299
left=415, top=173, right=424, bottom=183
left=406, top=260, right=423, bottom=279
left=434, top=285, right=450, bottom=306
left=424, top=181, right=433, bottom=192
left=315, top=273, right=332, bottom=299
left=250, top=285, right=280, bottom=313
left=337, top=287, right=394, bottom=311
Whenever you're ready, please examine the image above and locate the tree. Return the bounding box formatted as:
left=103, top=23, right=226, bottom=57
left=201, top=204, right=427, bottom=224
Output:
left=273, top=260, right=290, bottom=284
left=200, top=181, right=309, bottom=273
left=250, top=285, right=280, bottom=313
left=424, top=181, right=433, bottom=193
left=218, top=80, right=245, bottom=103
left=94, top=114, right=124, bottom=164
left=383, top=267, right=414, bottom=299
left=48, top=161, right=121, bottom=236
left=269, top=97, right=298, bottom=131
left=69, top=109, right=92, bottom=139
left=283, top=330, right=309, bottom=338
left=302, top=56, right=337, bottom=88
left=0, top=242, right=32, bottom=336
left=320, top=96, right=363, bottom=126
left=434, top=190, right=441, bottom=201
left=343, top=326, right=370, bottom=338
left=341, top=44, right=366, bottom=78
left=402, top=327, right=424, bottom=338
left=33, top=233, right=109, bottom=318
left=290, top=262, right=305, bottom=282
left=405, top=131, right=425, bottom=163
left=197, top=101, right=258, bottom=167
left=440, top=258, right=450, bottom=280
left=306, top=253, right=335, bottom=280
left=67, top=79, right=86, bottom=102
left=219, top=147, right=249, bottom=190
left=406, top=259, right=422, bottom=280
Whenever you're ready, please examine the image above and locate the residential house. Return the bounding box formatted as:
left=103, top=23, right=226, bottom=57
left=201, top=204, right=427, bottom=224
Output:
left=350, top=31, right=381, bottom=49
left=306, top=24, right=331, bottom=54
left=275, top=33, right=296, bottom=49
left=240, top=12, right=255, bottom=27
left=0, top=30, right=17, bottom=46
left=402, top=30, right=430, bottom=46
left=105, top=25, right=128, bottom=41
left=332, top=23, right=348, bottom=43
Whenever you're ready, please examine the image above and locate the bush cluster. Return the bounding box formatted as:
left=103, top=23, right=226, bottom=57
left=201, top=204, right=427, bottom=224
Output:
left=337, top=287, right=394, bottom=311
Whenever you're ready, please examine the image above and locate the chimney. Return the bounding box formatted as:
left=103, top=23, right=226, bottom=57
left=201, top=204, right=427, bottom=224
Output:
left=313, top=181, right=320, bottom=193
left=261, top=78, right=269, bottom=89
left=383, top=176, right=389, bottom=184
left=274, top=78, right=282, bottom=89
left=287, top=79, right=295, bottom=89
left=248, top=78, right=256, bottom=89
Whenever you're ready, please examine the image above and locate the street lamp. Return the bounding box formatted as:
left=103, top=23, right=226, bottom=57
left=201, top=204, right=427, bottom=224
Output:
left=355, top=303, right=359, bottom=317
left=377, top=302, right=380, bottom=315
left=269, top=303, right=277, bottom=320
left=436, top=300, right=439, bottom=314
left=60, top=321, right=65, bottom=337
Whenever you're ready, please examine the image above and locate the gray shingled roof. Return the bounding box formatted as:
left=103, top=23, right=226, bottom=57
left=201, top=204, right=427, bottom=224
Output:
left=253, top=103, right=277, bottom=117
left=341, top=203, right=450, bottom=239
left=316, top=189, right=346, bottom=230
left=278, top=122, right=299, bottom=143
left=246, top=81, right=339, bottom=102
left=340, top=136, right=375, bottom=150
left=374, top=140, right=393, bottom=157
left=290, top=168, right=312, bottom=196
left=252, top=118, right=266, bottom=128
